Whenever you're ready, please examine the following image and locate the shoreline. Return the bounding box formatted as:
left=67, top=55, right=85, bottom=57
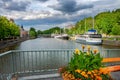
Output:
left=102, top=40, right=120, bottom=47
left=0, top=38, right=29, bottom=53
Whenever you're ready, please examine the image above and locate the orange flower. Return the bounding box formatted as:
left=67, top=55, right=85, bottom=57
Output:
left=96, top=76, right=102, bottom=80
left=81, top=71, right=86, bottom=76
left=99, top=68, right=109, bottom=74
left=93, top=49, right=99, bottom=54
left=84, top=74, right=88, bottom=78
left=75, top=69, right=81, bottom=73
left=75, top=48, right=80, bottom=54
left=87, top=71, right=92, bottom=75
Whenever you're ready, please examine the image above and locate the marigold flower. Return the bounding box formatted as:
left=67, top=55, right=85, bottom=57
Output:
left=96, top=76, right=102, bottom=80
left=75, top=48, right=80, bottom=54
left=99, top=68, right=109, bottom=74
left=81, top=71, right=86, bottom=76
left=93, top=49, right=99, bottom=54
left=75, top=69, right=81, bottom=73
left=87, top=71, right=92, bottom=74
left=84, top=74, right=88, bottom=78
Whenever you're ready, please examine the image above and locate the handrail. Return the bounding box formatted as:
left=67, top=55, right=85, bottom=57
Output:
left=102, top=57, right=120, bottom=63
left=103, top=65, right=120, bottom=72
left=0, top=51, right=12, bottom=57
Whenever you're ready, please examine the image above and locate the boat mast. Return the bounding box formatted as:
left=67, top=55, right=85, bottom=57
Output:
left=85, top=19, right=86, bottom=32
left=92, top=16, right=94, bottom=29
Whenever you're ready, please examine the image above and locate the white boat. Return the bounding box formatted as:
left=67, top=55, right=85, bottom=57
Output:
left=54, top=34, right=69, bottom=40
left=54, top=34, right=62, bottom=39
left=76, top=29, right=102, bottom=45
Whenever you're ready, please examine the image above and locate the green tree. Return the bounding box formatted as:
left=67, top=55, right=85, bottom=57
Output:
left=112, top=24, right=120, bottom=35
left=0, top=16, right=20, bottom=40
left=29, top=27, right=37, bottom=38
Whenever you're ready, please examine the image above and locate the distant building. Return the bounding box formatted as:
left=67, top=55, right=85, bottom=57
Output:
left=20, top=25, right=29, bottom=38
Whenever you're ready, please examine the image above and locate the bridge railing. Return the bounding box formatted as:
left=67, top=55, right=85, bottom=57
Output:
left=0, top=49, right=120, bottom=79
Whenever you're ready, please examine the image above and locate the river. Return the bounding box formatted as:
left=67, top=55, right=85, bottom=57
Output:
left=15, top=38, right=120, bottom=58
left=16, top=38, right=120, bottom=50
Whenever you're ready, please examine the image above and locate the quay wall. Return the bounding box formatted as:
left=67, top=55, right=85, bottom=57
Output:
left=102, top=40, right=120, bottom=47
left=0, top=38, right=29, bottom=53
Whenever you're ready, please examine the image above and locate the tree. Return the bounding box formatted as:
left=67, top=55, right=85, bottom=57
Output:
left=29, top=27, right=37, bottom=38
left=0, top=16, right=20, bottom=40
left=112, top=24, right=120, bottom=35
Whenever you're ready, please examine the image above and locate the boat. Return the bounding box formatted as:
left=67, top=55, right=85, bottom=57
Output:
left=54, top=34, right=69, bottom=40
left=53, top=27, right=69, bottom=40
left=75, top=29, right=102, bottom=45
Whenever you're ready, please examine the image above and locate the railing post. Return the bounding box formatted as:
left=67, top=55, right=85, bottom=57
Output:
left=67, top=50, right=70, bottom=64
left=12, top=52, right=15, bottom=73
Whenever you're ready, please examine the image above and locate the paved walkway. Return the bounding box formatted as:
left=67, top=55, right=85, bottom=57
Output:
left=18, top=73, right=62, bottom=80
left=18, top=71, right=120, bottom=80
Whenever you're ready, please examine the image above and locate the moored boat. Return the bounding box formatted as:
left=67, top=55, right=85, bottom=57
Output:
left=76, top=29, right=102, bottom=45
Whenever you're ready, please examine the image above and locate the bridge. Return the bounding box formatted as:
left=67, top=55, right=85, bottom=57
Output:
left=0, top=49, right=120, bottom=80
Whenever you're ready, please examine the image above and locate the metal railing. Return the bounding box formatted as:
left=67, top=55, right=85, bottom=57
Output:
left=0, top=49, right=120, bottom=79
left=0, top=49, right=74, bottom=79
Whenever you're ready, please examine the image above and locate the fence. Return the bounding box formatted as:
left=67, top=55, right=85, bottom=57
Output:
left=0, top=49, right=120, bottom=79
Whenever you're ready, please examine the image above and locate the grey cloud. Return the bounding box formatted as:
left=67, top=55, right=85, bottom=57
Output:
left=2, top=0, right=12, bottom=2
left=4, top=1, right=30, bottom=11
left=36, top=0, right=49, bottom=2
left=49, top=0, right=93, bottom=14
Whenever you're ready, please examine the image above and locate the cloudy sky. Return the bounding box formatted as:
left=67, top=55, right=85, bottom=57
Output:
left=0, top=0, right=120, bottom=30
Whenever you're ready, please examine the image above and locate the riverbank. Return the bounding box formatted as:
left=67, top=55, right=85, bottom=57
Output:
left=102, top=40, right=120, bottom=47
left=0, top=38, right=29, bottom=53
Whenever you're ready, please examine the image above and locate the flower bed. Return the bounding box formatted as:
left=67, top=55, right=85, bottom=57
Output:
left=60, top=45, right=113, bottom=80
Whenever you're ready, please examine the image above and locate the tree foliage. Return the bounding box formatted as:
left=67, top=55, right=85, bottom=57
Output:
left=67, top=8, right=120, bottom=35
left=29, top=27, right=37, bottom=38
left=42, top=27, right=62, bottom=34
left=0, top=16, right=20, bottom=40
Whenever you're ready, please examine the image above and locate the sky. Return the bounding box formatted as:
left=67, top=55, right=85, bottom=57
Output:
left=0, top=0, right=120, bottom=30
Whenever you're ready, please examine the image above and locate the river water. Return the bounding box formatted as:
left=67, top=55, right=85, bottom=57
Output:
left=14, top=38, right=120, bottom=59
left=16, top=38, right=120, bottom=50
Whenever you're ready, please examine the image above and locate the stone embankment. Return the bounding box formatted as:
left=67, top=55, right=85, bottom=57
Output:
left=0, top=38, right=29, bottom=53
left=102, top=40, right=120, bottom=47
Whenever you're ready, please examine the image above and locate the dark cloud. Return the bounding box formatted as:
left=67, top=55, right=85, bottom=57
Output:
left=16, top=16, right=67, bottom=26
left=2, top=0, right=12, bottom=2
left=15, top=13, right=90, bottom=27
left=4, top=1, right=30, bottom=11
left=50, top=0, right=93, bottom=14
left=36, top=0, right=49, bottom=2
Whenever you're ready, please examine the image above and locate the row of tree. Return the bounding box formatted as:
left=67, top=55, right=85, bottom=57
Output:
left=0, top=16, right=20, bottom=40
left=35, top=8, right=120, bottom=37
left=67, top=8, right=120, bottom=35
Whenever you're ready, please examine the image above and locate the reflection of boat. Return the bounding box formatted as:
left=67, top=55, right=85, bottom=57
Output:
left=76, top=29, right=102, bottom=45
left=61, top=34, right=69, bottom=40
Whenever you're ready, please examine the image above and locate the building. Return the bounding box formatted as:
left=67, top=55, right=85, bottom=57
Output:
left=20, top=26, right=29, bottom=38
